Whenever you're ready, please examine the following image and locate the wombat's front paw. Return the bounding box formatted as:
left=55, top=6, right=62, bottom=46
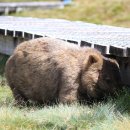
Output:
left=59, top=95, right=77, bottom=104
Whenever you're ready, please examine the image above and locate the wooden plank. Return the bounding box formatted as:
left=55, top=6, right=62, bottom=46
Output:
left=24, top=32, right=33, bottom=39
left=7, top=30, right=14, bottom=37
left=109, top=46, right=126, bottom=57
left=126, top=47, right=130, bottom=57
left=15, top=31, right=23, bottom=38
left=67, top=40, right=78, bottom=44
left=94, top=44, right=107, bottom=54
left=0, top=29, right=5, bottom=35
left=34, top=34, right=43, bottom=39
left=81, top=41, right=92, bottom=47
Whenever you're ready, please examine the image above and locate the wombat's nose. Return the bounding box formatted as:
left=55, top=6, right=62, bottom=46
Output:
left=120, top=82, right=124, bottom=88
left=117, top=82, right=124, bottom=90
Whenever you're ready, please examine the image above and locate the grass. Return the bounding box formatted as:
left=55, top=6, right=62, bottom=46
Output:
left=0, top=0, right=130, bottom=129
left=8, top=0, right=130, bottom=28
left=0, top=60, right=129, bottom=129
left=0, top=80, right=130, bottom=130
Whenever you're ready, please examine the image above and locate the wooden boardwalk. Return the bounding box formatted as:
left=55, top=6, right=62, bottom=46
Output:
left=0, top=1, right=70, bottom=14
left=0, top=16, right=130, bottom=85
left=0, top=16, right=130, bottom=56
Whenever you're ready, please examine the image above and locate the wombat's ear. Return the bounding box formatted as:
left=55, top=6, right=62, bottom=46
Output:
left=109, top=58, right=119, bottom=68
left=88, top=55, right=98, bottom=64
left=83, top=53, right=103, bottom=70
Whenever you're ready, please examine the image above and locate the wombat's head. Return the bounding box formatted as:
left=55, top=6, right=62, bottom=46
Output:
left=80, top=51, right=122, bottom=101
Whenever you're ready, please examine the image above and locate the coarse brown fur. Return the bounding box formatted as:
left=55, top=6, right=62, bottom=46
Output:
left=5, top=37, right=122, bottom=105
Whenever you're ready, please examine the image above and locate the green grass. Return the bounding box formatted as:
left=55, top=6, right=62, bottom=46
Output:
left=0, top=56, right=130, bottom=129
left=0, top=83, right=130, bottom=130
left=0, top=0, right=130, bottom=129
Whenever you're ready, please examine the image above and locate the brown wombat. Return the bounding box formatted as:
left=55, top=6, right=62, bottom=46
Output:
left=5, top=37, right=122, bottom=105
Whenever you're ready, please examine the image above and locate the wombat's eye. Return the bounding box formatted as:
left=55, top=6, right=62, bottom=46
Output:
left=105, top=77, right=111, bottom=83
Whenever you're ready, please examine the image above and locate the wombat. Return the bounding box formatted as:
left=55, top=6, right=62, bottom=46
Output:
left=5, top=37, right=122, bottom=105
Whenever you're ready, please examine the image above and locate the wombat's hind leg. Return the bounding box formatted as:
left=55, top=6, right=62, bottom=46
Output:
left=59, top=83, right=78, bottom=104
left=59, top=90, right=77, bottom=104
left=12, top=88, right=28, bottom=106
left=59, top=69, right=79, bottom=104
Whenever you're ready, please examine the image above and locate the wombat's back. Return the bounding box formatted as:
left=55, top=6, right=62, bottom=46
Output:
left=14, top=37, right=80, bottom=54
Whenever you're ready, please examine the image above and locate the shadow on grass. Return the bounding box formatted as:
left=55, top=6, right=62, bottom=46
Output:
left=113, top=86, right=130, bottom=114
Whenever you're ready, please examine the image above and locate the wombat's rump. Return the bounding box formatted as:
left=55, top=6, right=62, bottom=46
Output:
left=5, top=37, right=122, bottom=105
